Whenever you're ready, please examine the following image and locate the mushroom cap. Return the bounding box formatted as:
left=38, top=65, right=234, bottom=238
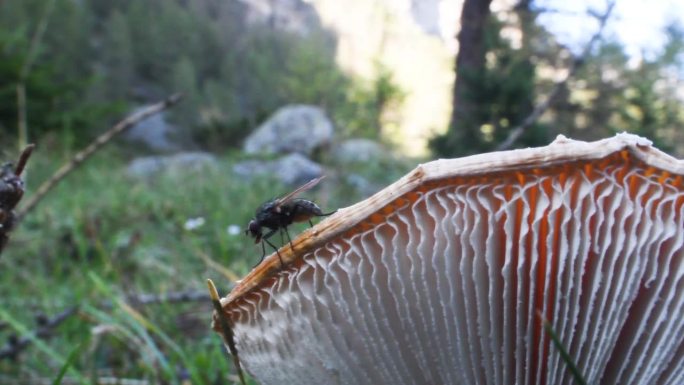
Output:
left=214, top=134, right=684, bottom=385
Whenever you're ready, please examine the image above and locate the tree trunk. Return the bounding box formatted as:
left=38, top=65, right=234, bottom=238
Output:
left=447, top=0, right=493, bottom=151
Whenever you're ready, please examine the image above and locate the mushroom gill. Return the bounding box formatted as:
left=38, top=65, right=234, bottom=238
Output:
left=214, top=134, right=684, bottom=385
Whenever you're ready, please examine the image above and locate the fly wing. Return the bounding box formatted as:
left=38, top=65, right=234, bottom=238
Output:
left=274, top=176, right=325, bottom=209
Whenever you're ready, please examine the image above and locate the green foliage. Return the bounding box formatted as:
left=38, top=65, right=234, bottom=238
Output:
left=101, top=10, right=135, bottom=100
left=170, top=56, right=200, bottom=129
left=553, top=24, right=684, bottom=153
left=430, top=16, right=546, bottom=157
left=1, top=0, right=402, bottom=150
left=431, top=10, right=684, bottom=158
left=52, top=335, right=90, bottom=385
left=0, top=153, right=249, bottom=381
left=335, top=64, right=405, bottom=141
left=0, top=148, right=405, bottom=382
left=538, top=312, right=588, bottom=385
left=0, top=0, right=124, bottom=146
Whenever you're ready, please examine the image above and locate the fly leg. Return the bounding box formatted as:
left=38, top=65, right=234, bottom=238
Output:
left=281, top=226, right=295, bottom=253
left=254, top=228, right=283, bottom=267
left=263, top=238, right=284, bottom=267
left=253, top=240, right=269, bottom=268
left=255, top=240, right=266, bottom=266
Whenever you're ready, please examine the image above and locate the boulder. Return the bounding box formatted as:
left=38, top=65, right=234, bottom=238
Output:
left=243, top=105, right=334, bottom=155
left=123, top=109, right=183, bottom=152
left=126, top=152, right=217, bottom=179
left=344, top=173, right=383, bottom=197
left=331, top=138, right=388, bottom=164
left=241, top=0, right=323, bottom=36
left=233, top=153, right=324, bottom=186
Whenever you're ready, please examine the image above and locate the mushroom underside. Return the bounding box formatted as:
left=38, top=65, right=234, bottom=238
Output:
left=220, top=135, right=684, bottom=385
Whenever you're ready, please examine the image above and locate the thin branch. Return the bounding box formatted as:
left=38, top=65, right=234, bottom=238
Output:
left=493, top=6, right=585, bottom=17
left=122, top=290, right=211, bottom=307
left=0, top=289, right=223, bottom=314
left=19, top=0, right=57, bottom=80
left=16, top=84, right=27, bottom=151
left=0, top=306, right=78, bottom=360
left=0, top=288, right=227, bottom=361
left=0, top=375, right=149, bottom=385
left=17, top=0, right=58, bottom=151
left=16, top=93, right=183, bottom=220
left=14, top=144, right=35, bottom=176
left=496, top=1, right=616, bottom=151
left=208, top=279, right=246, bottom=385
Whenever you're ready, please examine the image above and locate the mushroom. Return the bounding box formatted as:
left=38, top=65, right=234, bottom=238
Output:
left=213, top=134, right=684, bottom=384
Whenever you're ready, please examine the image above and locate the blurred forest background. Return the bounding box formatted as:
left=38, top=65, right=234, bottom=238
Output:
left=1, top=0, right=684, bottom=384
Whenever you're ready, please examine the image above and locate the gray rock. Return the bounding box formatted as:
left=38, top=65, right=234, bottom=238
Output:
left=242, top=0, right=323, bottom=36
left=126, top=152, right=217, bottom=179
left=123, top=109, right=182, bottom=152
left=123, top=106, right=198, bottom=152
left=345, top=173, right=382, bottom=197
left=331, top=138, right=388, bottom=164
left=244, top=105, right=334, bottom=155
left=233, top=153, right=324, bottom=185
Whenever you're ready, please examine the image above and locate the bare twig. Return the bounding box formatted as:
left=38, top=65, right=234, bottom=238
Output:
left=493, top=6, right=585, bottom=17
left=123, top=290, right=211, bottom=307
left=14, top=144, right=35, bottom=176
left=17, top=0, right=58, bottom=151
left=19, top=0, right=57, bottom=81
left=0, top=306, right=78, bottom=360
left=496, top=1, right=616, bottom=151
left=208, top=279, right=246, bottom=385
left=0, top=375, right=149, bottom=385
left=0, top=289, right=227, bottom=313
left=0, top=287, right=228, bottom=361
left=16, top=85, right=27, bottom=152
left=195, top=248, right=241, bottom=282
left=16, top=93, right=183, bottom=220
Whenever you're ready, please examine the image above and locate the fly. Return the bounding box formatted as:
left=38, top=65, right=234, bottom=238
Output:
left=245, top=176, right=335, bottom=266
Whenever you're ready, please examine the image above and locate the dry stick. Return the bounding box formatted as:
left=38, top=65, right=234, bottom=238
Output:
left=496, top=1, right=616, bottom=151
left=16, top=93, right=183, bottom=221
left=102, top=290, right=212, bottom=310
left=126, top=290, right=211, bottom=306
left=14, top=144, right=35, bottom=176
left=0, top=288, right=226, bottom=361
left=16, top=85, right=27, bottom=152
left=207, top=279, right=246, bottom=385
left=1, top=289, right=222, bottom=311
left=0, top=306, right=78, bottom=360
left=0, top=376, right=150, bottom=385
left=19, top=0, right=57, bottom=81
left=17, top=0, right=57, bottom=151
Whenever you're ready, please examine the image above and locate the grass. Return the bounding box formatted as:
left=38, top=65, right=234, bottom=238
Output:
left=538, top=310, right=589, bottom=385
left=0, top=145, right=412, bottom=384
left=0, top=144, right=411, bottom=384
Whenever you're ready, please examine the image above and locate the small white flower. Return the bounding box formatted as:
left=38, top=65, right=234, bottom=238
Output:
left=183, top=217, right=206, bottom=231
left=227, top=224, right=242, bottom=235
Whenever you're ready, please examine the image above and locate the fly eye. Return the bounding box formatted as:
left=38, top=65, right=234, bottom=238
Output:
left=247, top=220, right=260, bottom=235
